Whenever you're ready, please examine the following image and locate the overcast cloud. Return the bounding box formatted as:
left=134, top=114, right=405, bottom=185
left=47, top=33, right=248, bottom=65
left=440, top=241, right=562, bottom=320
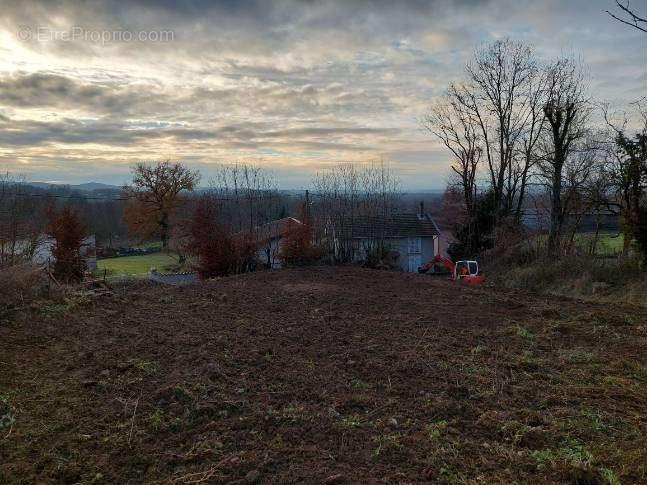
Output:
left=0, top=0, right=645, bottom=188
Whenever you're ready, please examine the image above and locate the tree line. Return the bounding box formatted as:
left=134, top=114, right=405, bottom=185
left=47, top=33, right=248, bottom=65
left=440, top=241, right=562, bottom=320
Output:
left=424, top=38, right=647, bottom=262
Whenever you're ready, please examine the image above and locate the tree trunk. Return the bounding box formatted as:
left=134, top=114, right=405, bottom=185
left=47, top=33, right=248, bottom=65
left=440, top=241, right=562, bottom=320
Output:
left=548, top=157, right=564, bottom=257
left=160, top=211, right=169, bottom=249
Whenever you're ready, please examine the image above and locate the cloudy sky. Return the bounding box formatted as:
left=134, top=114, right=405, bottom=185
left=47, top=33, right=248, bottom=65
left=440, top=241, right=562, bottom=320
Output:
left=0, top=0, right=645, bottom=189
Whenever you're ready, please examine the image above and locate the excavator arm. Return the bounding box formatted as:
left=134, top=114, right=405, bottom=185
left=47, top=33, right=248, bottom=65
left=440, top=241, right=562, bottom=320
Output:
left=418, top=254, right=455, bottom=274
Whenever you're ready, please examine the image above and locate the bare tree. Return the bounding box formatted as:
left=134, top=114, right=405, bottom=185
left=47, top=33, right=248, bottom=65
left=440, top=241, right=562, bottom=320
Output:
left=0, top=172, right=46, bottom=266
left=464, top=39, right=537, bottom=214
left=537, top=57, right=591, bottom=255
left=515, top=68, right=548, bottom=219
left=561, top=137, right=604, bottom=252
left=312, top=161, right=400, bottom=264
left=423, top=94, right=481, bottom=216
left=429, top=39, right=543, bottom=218
left=607, top=1, right=647, bottom=33
left=208, top=162, right=283, bottom=233
left=123, top=161, right=201, bottom=249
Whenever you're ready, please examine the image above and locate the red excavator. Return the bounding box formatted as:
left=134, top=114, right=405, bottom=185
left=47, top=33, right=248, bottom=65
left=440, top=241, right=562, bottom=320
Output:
left=418, top=255, right=484, bottom=284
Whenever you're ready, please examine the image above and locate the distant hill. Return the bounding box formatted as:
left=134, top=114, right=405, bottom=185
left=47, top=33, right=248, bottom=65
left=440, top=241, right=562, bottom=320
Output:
left=25, top=181, right=121, bottom=192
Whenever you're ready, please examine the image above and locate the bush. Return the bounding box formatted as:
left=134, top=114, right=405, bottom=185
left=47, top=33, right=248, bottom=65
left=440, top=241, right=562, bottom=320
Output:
left=186, top=196, right=257, bottom=279
left=47, top=206, right=87, bottom=283
left=362, top=244, right=399, bottom=270
left=279, top=209, right=324, bottom=267
left=0, top=264, right=58, bottom=313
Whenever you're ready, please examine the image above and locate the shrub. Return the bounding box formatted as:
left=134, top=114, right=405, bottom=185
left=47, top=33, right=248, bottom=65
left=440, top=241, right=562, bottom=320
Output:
left=0, top=264, right=60, bottom=313
left=47, top=206, right=87, bottom=283
left=186, top=196, right=257, bottom=279
left=279, top=207, right=324, bottom=267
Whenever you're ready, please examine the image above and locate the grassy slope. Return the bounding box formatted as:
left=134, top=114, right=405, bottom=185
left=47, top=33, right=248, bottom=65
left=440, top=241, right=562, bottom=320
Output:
left=1, top=268, right=646, bottom=483
left=574, top=232, right=625, bottom=255
left=96, top=252, right=178, bottom=275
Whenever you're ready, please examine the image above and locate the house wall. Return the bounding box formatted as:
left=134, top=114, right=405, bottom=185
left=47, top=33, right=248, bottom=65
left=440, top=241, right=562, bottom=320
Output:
left=257, top=238, right=282, bottom=269
left=31, top=235, right=97, bottom=270
left=351, top=236, right=438, bottom=272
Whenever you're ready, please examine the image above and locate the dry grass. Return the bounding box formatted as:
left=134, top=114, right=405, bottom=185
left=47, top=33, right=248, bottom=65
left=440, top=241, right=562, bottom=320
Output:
left=0, top=264, right=62, bottom=314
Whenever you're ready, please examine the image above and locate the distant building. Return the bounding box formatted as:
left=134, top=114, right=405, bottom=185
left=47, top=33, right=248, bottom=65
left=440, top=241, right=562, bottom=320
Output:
left=254, top=217, right=303, bottom=269
left=331, top=212, right=441, bottom=272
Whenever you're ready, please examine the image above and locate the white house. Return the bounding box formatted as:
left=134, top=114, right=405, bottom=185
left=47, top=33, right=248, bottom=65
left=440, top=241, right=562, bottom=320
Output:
left=332, top=212, right=441, bottom=272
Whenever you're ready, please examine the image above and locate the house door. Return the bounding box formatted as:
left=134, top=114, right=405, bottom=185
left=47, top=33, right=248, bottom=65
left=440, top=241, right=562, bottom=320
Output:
left=407, top=237, right=422, bottom=272
left=408, top=254, right=421, bottom=272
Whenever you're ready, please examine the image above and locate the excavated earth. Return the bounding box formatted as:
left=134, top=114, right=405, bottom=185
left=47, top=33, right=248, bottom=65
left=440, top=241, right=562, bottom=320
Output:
left=1, top=267, right=647, bottom=484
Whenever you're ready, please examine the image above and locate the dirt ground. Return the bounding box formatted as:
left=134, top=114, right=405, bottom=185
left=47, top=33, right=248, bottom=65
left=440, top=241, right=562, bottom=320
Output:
left=1, top=267, right=646, bottom=484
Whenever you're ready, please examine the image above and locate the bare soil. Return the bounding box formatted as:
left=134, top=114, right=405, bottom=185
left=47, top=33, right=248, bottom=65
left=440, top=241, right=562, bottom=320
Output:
left=1, top=267, right=646, bottom=484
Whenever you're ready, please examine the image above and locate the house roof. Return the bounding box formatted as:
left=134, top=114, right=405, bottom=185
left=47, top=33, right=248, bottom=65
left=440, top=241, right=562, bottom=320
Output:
left=335, top=213, right=440, bottom=239
left=254, top=217, right=302, bottom=242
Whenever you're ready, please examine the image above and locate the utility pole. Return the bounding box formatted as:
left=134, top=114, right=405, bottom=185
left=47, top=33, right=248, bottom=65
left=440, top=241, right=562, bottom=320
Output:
left=305, top=190, right=310, bottom=222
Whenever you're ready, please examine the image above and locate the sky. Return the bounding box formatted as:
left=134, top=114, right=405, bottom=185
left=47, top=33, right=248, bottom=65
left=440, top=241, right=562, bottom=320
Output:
left=0, top=0, right=645, bottom=190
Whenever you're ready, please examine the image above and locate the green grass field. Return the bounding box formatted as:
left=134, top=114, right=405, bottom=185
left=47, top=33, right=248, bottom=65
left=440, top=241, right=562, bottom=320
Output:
left=575, top=232, right=625, bottom=255
left=533, top=232, right=626, bottom=255
left=96, top=252, right=178, bottom=276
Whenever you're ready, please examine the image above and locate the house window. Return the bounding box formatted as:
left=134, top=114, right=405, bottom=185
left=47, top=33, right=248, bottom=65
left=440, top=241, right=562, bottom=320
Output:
left=408, top=237, right=421, bottom=254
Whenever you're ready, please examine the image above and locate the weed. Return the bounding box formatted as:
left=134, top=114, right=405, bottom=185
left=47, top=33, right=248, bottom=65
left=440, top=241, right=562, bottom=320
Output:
left=0, top=392, right=16, bottom=430
left=471, top=345, right=490, bottom=355
left=0, top=412, right=15, bottom=430
left=147, top=409, right=185, bottom=431
left=338, top=414, right=364, bottom=429
left=600, top=467, right=621, bottom=485
left=579, top=408, right=609, bottom=432
left=560, top=439, right=594, bottom=467
left=439, top=463, right=465, bottom=483
left=531, top=438, right=593, bottom=468
left=267, top=404, right=309, bottom=423
left=516, top=325, right=535, bottom=341
left=350, top=379, right=372, bottom=391
left=372, top=433, right=404, bottom=456
left=132, top=360, right=158, bottom=376
left=425, top=420, right=448, bottom=439
left=531, top=449, right=555, bottom=464
left=558, top=348, right=596, bottom=364
left=603, top=375, right=629, bottom=387
left=630, top=365, right=647, bottom=382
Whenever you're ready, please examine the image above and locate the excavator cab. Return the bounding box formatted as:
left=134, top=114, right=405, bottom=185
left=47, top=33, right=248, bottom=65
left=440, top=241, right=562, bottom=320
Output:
left=454, top=260, right=482, bottom=284
left=418, top=255, right=484, bottom=284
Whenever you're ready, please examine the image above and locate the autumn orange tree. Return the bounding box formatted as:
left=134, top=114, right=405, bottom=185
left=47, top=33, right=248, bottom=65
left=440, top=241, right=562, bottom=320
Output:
left=123, top=161, right=200, bottom=249
left=47, top=205, right=87, bottom=283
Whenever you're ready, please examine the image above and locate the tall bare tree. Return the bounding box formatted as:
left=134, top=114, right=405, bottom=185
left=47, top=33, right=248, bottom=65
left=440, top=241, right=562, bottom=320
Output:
left=537, top=57, right=591, bottom=255
left=429, top=39, right=542, bottom=217
left=424, top=93, right=481, bottom=216
left=515, top=68, right=548, bottom=219
left=464, top=39, right=537, bottom=214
